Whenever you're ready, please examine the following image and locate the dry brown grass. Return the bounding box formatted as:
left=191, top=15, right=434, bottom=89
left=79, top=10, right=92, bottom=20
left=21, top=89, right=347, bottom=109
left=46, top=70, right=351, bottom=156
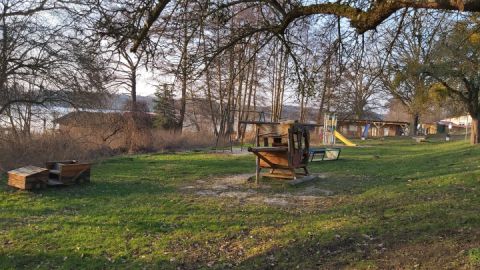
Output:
left=0, top=129, right=218, bottom=173
left=149, top=130, right=217, bottom=151
left=0, top=133, right=115, bottom=173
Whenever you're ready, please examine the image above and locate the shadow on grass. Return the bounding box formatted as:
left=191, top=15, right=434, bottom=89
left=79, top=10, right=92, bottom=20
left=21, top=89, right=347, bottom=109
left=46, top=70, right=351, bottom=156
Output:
left=230, top=197, right=480, bottom=269
left=0, top=251, right=179, bottom=270
left=2, top=144, right=479, bottom=269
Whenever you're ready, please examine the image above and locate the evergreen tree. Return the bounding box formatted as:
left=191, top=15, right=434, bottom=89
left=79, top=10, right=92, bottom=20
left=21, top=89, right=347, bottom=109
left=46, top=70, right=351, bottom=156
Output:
left=153, top=84, right=177, bottom=129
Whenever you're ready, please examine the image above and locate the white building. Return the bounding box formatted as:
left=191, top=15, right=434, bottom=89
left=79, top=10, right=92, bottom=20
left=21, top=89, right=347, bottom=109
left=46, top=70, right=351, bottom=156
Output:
left=440, top=115, right=472, bottom=126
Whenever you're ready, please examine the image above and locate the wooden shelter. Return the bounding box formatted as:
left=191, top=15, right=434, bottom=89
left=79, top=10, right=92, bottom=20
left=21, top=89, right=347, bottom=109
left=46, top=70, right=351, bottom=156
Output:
left=8, top=166, right=49, bottom=190
left=245, top=120, right=315, bottom=184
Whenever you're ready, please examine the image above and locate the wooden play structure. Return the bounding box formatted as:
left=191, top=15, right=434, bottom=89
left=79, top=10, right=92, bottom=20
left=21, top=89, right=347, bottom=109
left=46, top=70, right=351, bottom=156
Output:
left=244, top=120, right=317, bottom=185
left=46, top=160, right=91, bottom=185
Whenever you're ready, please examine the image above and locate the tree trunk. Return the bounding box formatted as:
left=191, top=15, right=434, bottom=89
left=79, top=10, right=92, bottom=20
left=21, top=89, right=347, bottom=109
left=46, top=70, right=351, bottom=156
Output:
left=300, top=91, right=306, bottom=122
left=176, top=68, right=187, bottom=134
left=470, top=115, right=479, bottom=145
left=205, top=67, right=218, bottom=137
left=131, top=69, right=137, bottom=108
left=126, top=68, right=138, bottom=154
left=176, top=13, right=189, bottom=135
left=410, top=113, right=419, bottom=136
left=200, top=17, right=218, bottom=137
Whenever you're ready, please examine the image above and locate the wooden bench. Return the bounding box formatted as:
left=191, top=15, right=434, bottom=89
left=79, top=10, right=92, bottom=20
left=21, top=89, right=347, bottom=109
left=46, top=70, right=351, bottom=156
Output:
left=46, top=160, right=91, bottom=185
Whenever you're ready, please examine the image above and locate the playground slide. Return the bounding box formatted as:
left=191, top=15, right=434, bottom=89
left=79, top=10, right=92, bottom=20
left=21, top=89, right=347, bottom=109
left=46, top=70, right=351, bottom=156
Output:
left=334, top=130, right=357, bottom=146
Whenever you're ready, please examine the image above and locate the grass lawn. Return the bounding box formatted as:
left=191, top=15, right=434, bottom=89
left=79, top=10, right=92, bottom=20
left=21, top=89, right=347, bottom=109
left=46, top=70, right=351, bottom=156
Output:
left=1, top=138, right=480, bottom=269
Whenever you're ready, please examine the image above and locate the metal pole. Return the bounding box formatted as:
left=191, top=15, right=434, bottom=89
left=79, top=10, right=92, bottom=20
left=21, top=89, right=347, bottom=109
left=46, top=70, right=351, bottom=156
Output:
left=332, top=114, right=336, bottom=145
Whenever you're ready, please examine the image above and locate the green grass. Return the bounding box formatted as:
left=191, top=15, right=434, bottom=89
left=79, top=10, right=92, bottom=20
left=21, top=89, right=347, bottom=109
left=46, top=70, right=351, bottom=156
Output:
left=1, top=138, right=480, bottom=269
left=469, top=248, right=480, bottom=264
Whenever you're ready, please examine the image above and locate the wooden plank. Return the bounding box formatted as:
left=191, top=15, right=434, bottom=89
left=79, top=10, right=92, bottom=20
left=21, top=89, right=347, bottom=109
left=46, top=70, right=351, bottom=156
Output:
left=8, top=166, right=48, bottom=177
left=58, top=170, right=91, bottom=184
left=8, top=177, right=27, bottom=189
left=256, top=153, right=276, bottom=168
left=258, top=152, right=289, bottom=168
left=262, top=173, right=295, bottom=179
left=288, top=128, right=293, bottom=167
left=61, top=164, right=91, bottom=173
left=248, top=147, right=288, bottom=152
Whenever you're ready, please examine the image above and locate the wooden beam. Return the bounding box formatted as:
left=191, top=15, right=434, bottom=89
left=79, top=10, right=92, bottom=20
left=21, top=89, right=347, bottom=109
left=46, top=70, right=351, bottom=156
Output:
left=248, top=147, right=288, bottom=153
left=255, top=153, right=277, bottom=167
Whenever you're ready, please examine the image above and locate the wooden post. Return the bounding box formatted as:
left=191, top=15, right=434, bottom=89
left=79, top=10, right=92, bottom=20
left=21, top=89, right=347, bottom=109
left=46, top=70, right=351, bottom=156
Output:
left=255, top=124, right=260, bottom=185
left=287, top=128, right=293, bottom=168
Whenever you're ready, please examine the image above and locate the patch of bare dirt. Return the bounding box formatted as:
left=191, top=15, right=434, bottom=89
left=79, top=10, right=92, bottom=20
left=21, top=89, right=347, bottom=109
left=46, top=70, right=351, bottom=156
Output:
left=182, top=173, right=335, bottom=208
left=302, top=185, right=335, bottom=196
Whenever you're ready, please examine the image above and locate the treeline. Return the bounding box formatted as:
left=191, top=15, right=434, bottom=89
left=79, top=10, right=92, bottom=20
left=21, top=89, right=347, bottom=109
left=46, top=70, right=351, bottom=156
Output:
left=2, top=1, right=480, bottom=144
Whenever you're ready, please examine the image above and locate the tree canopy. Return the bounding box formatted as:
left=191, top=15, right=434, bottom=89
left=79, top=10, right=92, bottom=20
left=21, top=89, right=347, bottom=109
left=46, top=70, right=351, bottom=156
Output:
left=130, top=0, right=480, bottom=52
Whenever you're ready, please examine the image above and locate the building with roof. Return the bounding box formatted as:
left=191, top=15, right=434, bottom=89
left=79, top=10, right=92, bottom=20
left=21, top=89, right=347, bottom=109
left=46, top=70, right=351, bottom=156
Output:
left=336, top=119, right=410, bottom=138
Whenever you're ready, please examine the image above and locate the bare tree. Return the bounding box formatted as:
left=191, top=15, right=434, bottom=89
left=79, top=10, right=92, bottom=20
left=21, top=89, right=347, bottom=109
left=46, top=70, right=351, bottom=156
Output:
left=339, top=52, right=383, bottom=119
left=0, top=0, right=110, bottom=136
left=381, top=10, right=448, bottom=135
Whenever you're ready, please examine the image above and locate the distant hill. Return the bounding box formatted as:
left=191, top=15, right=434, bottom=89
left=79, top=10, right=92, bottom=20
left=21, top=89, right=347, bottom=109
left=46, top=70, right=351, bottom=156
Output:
left=105, top=94, right=384, bottom=123
left=108, top=93, right=156, bottom=110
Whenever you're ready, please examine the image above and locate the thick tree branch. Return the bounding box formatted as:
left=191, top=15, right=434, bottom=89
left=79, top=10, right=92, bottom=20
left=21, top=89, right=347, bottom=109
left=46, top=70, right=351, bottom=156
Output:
left=284, top=0, right=478, bottom=34
left=131, top=0, right=171, bottom=52
left=129, top=0, right=480, bottom=51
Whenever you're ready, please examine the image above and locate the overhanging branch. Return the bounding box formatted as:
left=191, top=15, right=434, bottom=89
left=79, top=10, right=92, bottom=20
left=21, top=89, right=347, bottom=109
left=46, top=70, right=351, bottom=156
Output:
left=131, top=0, right=171, bottom=52
left=284, top=0, right=477, bottom=34
left=129, top=0, right=479, bottom=50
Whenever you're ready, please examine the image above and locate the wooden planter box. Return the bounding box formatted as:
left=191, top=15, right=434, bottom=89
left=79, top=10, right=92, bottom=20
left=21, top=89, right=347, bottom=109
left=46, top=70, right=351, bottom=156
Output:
left=46, top=160, right=91, bottom=185
left=8, top=166, right=49, bottom=190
